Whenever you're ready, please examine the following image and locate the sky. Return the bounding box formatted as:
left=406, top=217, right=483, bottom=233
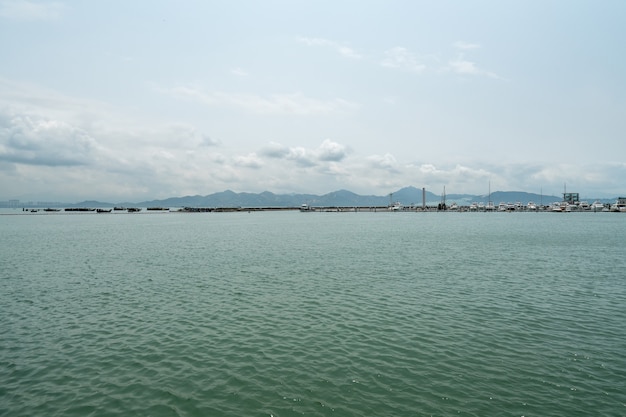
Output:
left=1, top=0, right=625, bottom=203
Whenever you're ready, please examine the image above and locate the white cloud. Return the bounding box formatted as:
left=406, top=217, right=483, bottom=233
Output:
left=164, top=86, right=358, bottom=115
left=317, top=139, right=347, bottom=162
left=368, top=153, right=398, bottom=171
left=448, top=54, right=499, bottom=79
left=297, top=37, right=362, bottom=59
left=0, top=112, right=97, bottom=166
left=380, top=47, right=426, bottom=72
left=453, top=41, right=481, bottom=50
left=231, top=67, right=249, bottom=77
left=0, top=0, right=65, bottom=20
left=234, top=153, right=263, bottom=169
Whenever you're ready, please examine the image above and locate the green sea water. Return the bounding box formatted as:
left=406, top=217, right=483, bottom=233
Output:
left=1, top=210, right=625, bottom=416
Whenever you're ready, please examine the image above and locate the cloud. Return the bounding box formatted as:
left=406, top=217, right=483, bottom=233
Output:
left=317, top=139, right=347, bottom=162
left=231, top=67, right=249, bottom=77
left=0, top=112, right=97, bottom=166
left=0, top=0, right=66, bottom=21
left=453, top=41, right=481, bottom=50
left=367, top=153, right=399, bottom=171
left=380, top=47, right=426, bottom=72
left=164, top=86, right=358, bottom=115
left=287, top=146, right=316, bottom=167
left=259, top=141, right=290, bottom=159
left=448, top=54, right=499, bottom=79
left=234, top=153, right=263, bottom=169
left=260, top=139, right=347, bottom=167
left=158, top=124, right=220, bottom=148
left=297, top=37, right=362, bottom=59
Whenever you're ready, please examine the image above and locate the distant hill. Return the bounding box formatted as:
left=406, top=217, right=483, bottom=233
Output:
left=57, top=187, right=606, bottom=208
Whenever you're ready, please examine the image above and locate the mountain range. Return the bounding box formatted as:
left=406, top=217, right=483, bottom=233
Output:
left=63, top=186, right=597, bottom=208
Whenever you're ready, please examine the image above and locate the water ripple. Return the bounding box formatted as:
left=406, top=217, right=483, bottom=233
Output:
left=2, top=212, right=626, bottom=416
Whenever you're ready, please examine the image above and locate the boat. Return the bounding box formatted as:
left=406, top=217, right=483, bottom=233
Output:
left=610, top=197, right=626, bottom=212
left=550, top=202, right=563, bottom=212
left=97, top=208, right=112, bottom=213
left=590, top=201, right=605, bottom=211
left=527, top=201, right=537, bottom=211
left=44, top=208, right=61, bottom=212
left=300, top=203, right=313, bottom=212
left=127, top=207, right=142, bottom=212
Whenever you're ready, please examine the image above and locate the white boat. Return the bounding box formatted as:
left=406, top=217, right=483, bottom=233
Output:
left=551, top=202, right=563, bottom=212
left=527, top=201, right=537, bottom=211
left=610, top=197, right=626, bottom=212
left=389, top=202, right=403, bottom=211
left=300, top=203, right=313, bottom=212
left=590, top=201, right=605, bottom=211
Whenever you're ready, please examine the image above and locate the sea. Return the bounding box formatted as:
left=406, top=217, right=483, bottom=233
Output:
left=1, top=209, right=625, bottom=417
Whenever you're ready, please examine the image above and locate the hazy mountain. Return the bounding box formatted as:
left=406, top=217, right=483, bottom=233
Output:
left=55, top=187, right=610, bottom=209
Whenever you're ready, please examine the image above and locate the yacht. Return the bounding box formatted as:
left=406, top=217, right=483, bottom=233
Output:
left=610, top=197, right=626, bottom=212
left=590, top=201, right=605, bottom=212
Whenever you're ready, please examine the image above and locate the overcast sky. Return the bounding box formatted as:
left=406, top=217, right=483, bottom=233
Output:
left=1, top=0, right=625, bottom=202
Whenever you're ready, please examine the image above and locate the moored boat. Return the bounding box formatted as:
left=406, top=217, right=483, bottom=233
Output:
left=610, top=197, right=626, bottom=212
left=590, top=201, right=605, bottom=211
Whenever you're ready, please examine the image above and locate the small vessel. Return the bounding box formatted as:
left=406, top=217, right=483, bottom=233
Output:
left=550, top=202, right=563, bottom=212
left=590, top=201, right=605, bottom=211
left=610, top=197, right=626, bottom=212
left=97, top=208, right=112, bottom=213
left=527, top=202, right=537, bottom=211
left=127, top=208, right=142, bottom=212
left=300, top=203, right=313, bottom=212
